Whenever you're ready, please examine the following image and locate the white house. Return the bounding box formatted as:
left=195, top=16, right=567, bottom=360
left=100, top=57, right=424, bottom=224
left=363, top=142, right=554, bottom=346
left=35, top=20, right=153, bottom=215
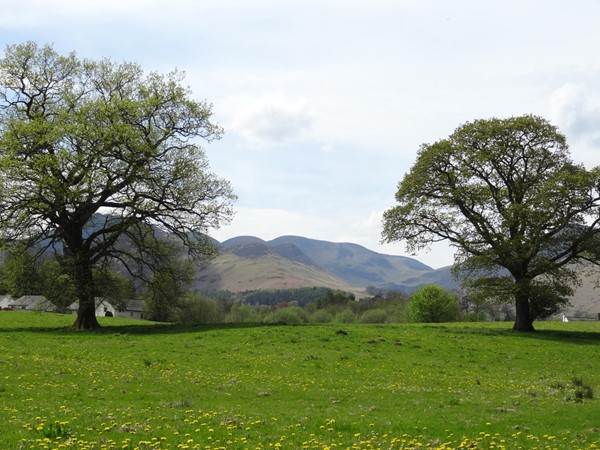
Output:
left=68, top=297, right=146, bottom=320
left=114, top=300, right=145, bottom=320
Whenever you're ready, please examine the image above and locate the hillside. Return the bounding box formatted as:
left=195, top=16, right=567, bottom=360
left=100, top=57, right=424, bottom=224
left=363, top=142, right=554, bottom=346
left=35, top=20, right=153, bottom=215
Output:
left=193, top=235, right=457, bottom=296
left=194, top=242, right=366, bottom=297
left=195, top=235, right=600, bottom=316
left=564, top=264, right=600, bottom=318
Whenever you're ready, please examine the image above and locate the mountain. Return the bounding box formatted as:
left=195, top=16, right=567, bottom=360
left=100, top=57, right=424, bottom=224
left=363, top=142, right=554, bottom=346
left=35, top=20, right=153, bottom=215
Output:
left=195, top=245, right=365, bottom=297
left=193, top=235, right=459, bottom=296
left=267, top=236, right=438, bottom=288
left=197, top=235, right=600, bottom=317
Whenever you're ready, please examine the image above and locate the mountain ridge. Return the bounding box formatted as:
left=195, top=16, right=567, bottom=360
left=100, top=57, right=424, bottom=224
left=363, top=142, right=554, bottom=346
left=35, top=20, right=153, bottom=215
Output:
left=196, top=235, right=457, bottom=296
left=200, top=234, right=600, bottom=316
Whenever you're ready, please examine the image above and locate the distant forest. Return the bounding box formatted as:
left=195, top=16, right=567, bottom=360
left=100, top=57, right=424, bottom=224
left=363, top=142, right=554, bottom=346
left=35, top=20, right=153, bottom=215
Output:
left=196, top=286, right=355, bottom=307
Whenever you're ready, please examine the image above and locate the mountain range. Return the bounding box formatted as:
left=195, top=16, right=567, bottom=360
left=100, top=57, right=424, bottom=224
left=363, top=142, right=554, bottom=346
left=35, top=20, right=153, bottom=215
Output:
left=195, top=235, right=458, bottom=297
left=196, top=235, right=600, bottom=317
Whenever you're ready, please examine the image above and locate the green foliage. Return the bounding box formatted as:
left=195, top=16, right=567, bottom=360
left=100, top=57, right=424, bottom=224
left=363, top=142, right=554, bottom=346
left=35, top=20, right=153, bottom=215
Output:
left=409, top=285, right=460, bottom=323
left=41, top=421, right=71, bottom=440
left=177, top=294, right=223, bottom=324
left=334, top=307, right=357, bottom=323
left=38, top=260, right=76, bottom=312
left=310, top=309, right=334, bottom=323
left=358, top=309, right=388, bottom=323
left=0, top=42, right=235, bottom=329
left=242, top=286, right=347, bottom=307
left=0, top=242, right=41, bottom=297
left=571, top=378, right=594, bottom=402
left=93, top=268, right=135, bottom=307
left=224, top=303, right=259, bottom=323
left=263, top=306, right=309, bottom=325
left=383, top=115, right=600, bottom=331
left=143, top=241, right=195, bottom=322
left=185, top=287, right=410, bottom=326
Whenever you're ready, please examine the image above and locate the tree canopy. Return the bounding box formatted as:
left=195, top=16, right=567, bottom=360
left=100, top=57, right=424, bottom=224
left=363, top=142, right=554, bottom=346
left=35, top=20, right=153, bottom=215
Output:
left=0, top=42, right=236, bottom=329
left=382, top=115, right=600, bottom=331
left=409, top=285, right=459, bottom=323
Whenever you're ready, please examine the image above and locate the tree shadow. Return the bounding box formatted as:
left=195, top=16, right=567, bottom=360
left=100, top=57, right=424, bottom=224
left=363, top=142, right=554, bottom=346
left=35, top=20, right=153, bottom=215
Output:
left=515, top=328, right=600, bottom=344
left=0, top=318, right=280, bottom=335
left=438, top=323, right=600, bottom=345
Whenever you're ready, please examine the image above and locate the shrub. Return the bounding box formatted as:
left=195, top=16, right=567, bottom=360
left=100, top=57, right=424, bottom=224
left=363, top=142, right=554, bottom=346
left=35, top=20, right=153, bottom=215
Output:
left=334, top=308, right=357, bottom=324
left=409, top=285, right=460, bottom=323
left=463, top=311, right=487, bottom=322
left=225, top=304, right=259, bottom=323
left=383, top=302, right=410, bottom=323
left=177, top=295, right=223, bottom=323
left=263, top=306, right=309, bottom=325
left=359, top=309, right=388, bottom=324
left=310, top=309, right=333, bottom=323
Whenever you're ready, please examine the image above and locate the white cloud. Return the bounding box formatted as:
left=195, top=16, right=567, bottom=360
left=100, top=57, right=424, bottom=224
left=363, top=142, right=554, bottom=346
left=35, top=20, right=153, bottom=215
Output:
left=0, top=0, right=154, bottom=27
left=230, top=93, right=313, bottom=147
left=550, top=83, right=600, bottom=146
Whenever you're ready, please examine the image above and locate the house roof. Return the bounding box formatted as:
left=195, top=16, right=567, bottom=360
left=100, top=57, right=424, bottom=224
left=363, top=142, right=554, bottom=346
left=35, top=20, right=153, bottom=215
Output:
left=11, top=295, right=47, bottom=306
left=11, top=295, right=54, bottom=311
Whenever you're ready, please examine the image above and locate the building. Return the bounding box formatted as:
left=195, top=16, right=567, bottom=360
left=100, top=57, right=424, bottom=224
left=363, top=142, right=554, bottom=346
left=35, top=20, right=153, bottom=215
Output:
left=9, top=295, right=55, bottom=312
left=68, top=298, right=146, bottom=320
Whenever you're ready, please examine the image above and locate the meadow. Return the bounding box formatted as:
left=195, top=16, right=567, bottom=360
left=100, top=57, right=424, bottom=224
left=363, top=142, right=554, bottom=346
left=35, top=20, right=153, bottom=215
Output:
left=0, top=312, right=599, bottom=449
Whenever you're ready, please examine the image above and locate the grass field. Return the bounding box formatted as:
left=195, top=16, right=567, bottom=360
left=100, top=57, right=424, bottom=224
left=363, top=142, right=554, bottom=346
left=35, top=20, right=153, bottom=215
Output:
left=0, top=312, right=599, bottom=449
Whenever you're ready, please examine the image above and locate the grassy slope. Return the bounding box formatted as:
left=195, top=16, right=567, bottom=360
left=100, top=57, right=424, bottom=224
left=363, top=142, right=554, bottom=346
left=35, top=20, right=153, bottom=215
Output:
left=195, top=252, right=367, bottom=298
left=1, top=313, right=599, bottom=449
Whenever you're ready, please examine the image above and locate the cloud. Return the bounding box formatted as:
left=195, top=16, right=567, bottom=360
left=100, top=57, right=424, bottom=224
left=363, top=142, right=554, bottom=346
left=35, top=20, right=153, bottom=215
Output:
left=230, top=93, right=313, bottom=147
left=0, top=0, right=151, bottom=27
left=550, top=83, right=600, bottom=146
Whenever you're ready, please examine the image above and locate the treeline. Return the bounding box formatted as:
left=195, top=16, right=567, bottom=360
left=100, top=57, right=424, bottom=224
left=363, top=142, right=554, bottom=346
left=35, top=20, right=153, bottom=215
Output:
left=174, top=285, right=515, bottom=325
left=193, top=286, right=356, bottom=308
left=0, top=241, right=514, bottom=324
left=173, top=288, right=405, bottom=324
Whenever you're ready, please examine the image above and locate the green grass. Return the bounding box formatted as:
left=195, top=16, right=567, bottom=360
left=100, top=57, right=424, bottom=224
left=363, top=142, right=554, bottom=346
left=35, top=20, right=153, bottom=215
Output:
left=1, top=312, right=599, bottom=449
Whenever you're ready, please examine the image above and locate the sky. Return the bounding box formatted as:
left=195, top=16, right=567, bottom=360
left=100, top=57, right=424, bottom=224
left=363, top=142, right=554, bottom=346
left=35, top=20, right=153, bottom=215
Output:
left=2, top=0, right=600, bottom=268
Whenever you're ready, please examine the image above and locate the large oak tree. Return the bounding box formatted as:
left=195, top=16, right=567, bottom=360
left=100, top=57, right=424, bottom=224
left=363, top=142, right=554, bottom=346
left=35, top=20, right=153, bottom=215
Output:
left=0, top=42, right=236, bottom=329
left=382, top=115, right=600, bottom=331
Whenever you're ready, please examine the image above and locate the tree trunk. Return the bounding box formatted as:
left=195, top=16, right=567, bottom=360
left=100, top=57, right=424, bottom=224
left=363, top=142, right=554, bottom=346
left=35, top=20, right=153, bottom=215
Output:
left=512, top=281, right=536, bottom=332
left=70, top=301, right=100, bottom=330
left=67, top=248, right=100, bottom=331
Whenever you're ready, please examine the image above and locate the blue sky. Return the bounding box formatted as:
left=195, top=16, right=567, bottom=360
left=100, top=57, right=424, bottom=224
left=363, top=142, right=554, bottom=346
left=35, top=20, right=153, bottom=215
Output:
left=2, top=0, right=600, bottom=268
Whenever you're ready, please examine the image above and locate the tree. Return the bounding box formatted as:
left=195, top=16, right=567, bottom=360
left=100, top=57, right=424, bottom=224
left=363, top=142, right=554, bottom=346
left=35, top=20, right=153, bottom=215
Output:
left=143, top=242, right=195, bottom=322
left=409, top=285, right=459, bottom=323
left=382, top=115, right=600, bottom=332
left=0, top=42, right=236, bottom=329
left=38, top=260, right=77, bottom=313
left=0, top=241, right=42, bottom=297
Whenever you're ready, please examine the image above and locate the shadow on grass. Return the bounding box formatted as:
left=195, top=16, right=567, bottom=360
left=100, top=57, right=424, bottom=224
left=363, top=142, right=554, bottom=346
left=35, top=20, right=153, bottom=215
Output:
left=437, top=323, right=600, bottom=345
left=2, top=312, right=600, bottom=343
left=0, top=313, right=282, bottom=335
left=88, top=322, right=271, bottom=335
left=515, top=328, right=600, bottom=344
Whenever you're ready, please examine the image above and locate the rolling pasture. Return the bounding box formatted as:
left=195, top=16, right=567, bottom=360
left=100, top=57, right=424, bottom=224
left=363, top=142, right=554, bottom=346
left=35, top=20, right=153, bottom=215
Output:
left=0, top=312, right=599, bottom=449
